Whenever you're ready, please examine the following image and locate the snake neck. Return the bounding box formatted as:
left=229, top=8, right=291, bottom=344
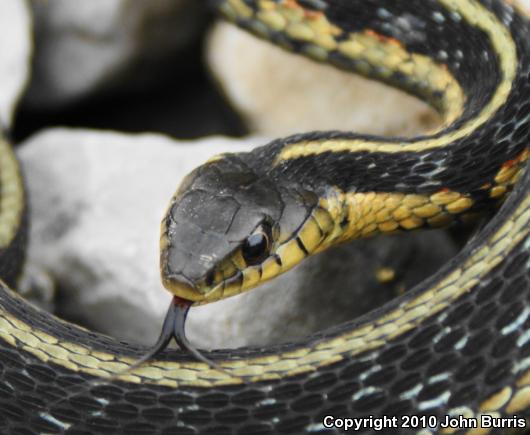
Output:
left=261, top=144, right=529, bottom=257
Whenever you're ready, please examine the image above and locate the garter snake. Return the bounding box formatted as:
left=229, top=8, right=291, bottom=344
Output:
left=1, top=0, right=530, bottom=433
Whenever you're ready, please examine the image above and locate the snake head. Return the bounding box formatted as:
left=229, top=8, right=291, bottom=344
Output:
left=160, top=153, right=321, bottom=304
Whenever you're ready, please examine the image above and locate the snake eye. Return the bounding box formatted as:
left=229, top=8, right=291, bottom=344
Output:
left=242, top=225, right=272, bottom=266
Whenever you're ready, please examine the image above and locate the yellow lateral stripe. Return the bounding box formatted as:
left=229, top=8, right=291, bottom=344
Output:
left=276, top=0, right=517, bottom=160
left=0, top=137, right=24, bottom=248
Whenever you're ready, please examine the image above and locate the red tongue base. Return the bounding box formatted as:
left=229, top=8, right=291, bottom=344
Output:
left=172, top=295, right=193, bottom=308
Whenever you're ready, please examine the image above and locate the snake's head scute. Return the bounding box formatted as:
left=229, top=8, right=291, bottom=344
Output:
left=160, top=153, right=319, bottom=303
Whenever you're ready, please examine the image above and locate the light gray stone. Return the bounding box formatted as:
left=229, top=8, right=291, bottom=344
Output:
left=0, top=0, right=32, bottom=127
left=19, top=129, right=456, bottom=350
left=26, top=0, right=201, bottom=107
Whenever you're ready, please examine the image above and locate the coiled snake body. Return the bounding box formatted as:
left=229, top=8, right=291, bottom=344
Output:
left=1, top=0, right=530, bottom=433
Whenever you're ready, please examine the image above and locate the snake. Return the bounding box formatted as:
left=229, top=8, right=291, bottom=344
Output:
left=0, top=0, right=529, bottom=433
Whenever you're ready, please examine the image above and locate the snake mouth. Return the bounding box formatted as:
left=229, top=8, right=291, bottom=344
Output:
left=162, top=274, right=210, bottom=303
left=162, top=266, right=243, bottom=304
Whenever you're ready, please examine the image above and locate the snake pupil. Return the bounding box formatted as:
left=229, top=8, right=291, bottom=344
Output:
left=242, top=227, right=271, bottom=265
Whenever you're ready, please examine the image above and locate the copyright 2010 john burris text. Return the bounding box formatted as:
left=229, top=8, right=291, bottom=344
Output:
left=322, top=414, right=526, bottom=431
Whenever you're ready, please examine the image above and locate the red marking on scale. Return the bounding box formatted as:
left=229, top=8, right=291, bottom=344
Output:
left=502, top=149, right=529, bottom=169
left=365, top=29, right=402, bottom=46
left=502, top=158, right=517, bottom=169
left=283, top=0, right=299, bottom=9
left=303, top=9, right=323, bottom=19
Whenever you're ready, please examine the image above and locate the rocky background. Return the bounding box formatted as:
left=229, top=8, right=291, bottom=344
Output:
left=4, top=0, right=523, bottom=350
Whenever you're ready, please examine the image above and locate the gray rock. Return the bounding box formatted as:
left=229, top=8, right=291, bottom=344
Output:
left=0, top=0, right=32, bottom=127
left=26, top=0, right=202, bottom=107
left=19, top=129, right=457, bottom=350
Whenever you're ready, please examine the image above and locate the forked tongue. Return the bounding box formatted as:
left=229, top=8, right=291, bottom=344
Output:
left=126, top=296, right=234, bottom=377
